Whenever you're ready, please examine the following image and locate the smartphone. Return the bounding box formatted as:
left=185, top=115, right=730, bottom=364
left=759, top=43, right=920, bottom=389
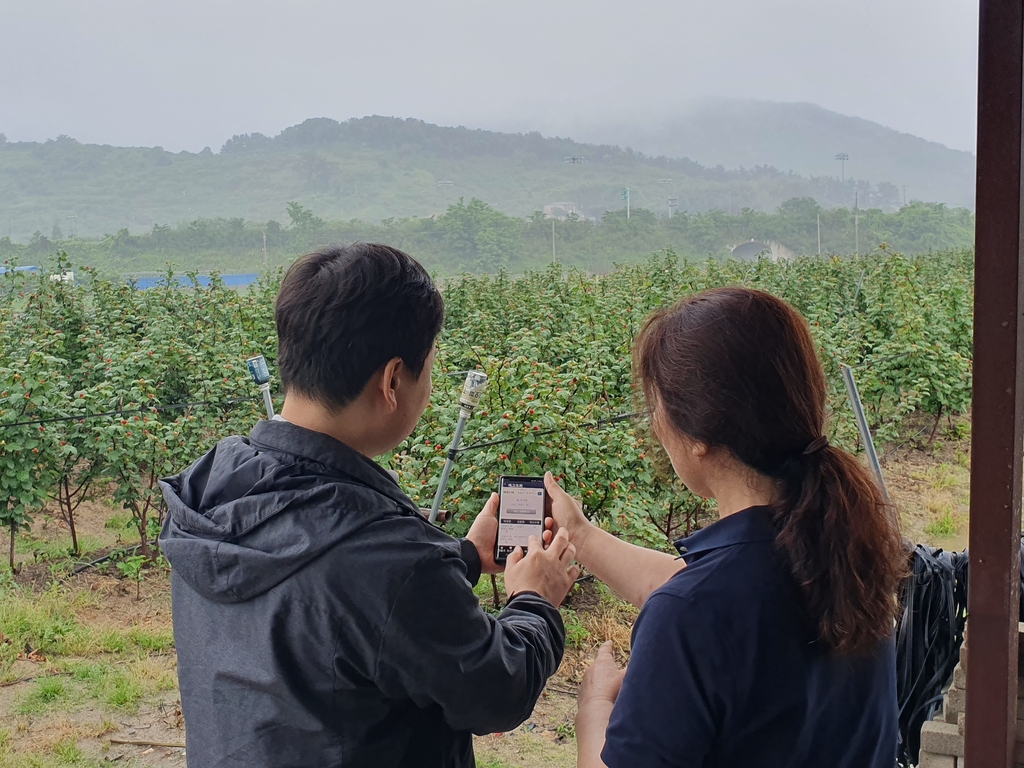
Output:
left=494, top=475, right=548, bottom=565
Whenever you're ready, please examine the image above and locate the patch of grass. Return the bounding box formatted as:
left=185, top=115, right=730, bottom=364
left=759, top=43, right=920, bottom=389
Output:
left=0, top=586, right=108, bottom=658
left=14, top=677, right=72, bottom=716
left=103, top=672, right=144, bottom=712
left=925, top=507, right=960, bottom=538
left=124, top=627, right=174, bottom=653
left=104, top=513, right=133, bottom=531
left=0, top=751, right=106, bottom=768
left=49, top=739, right=81, bottom=765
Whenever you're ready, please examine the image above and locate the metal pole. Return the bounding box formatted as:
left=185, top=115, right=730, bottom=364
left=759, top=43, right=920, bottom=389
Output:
left=627, top=188, right=630, bottom=220
left=263, top=232, right=268, bottom=271
left=428, top=371, right=487, bottom=525
left=817, top=213, right=821, bottom=256
left=429, top=408, right=469, bottom=524
left=839, top=364, right=887, bottom=498
left=965, top=0, right=1024, bottom=762
left=259, top=383, right=274, bottom=420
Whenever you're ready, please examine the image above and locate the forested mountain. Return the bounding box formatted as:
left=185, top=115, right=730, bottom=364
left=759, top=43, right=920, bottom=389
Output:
left=0, top=103, right=973, bottom=242
left=584, top=99, right=975, bottom=211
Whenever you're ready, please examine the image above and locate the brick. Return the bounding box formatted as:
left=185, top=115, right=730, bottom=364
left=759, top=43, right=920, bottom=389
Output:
left=947, top=686, right=966, bottom=718
left=921, top=720, right=964, bottom=757
left=918, top=752, right=956, bottom=768
left=954, top=662, right=967, bottom=690
left=958, top=711, right=965, bottom=737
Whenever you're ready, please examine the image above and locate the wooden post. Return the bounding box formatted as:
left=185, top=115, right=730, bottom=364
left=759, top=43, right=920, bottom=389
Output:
left=966, top=0, right=1024, bottom=763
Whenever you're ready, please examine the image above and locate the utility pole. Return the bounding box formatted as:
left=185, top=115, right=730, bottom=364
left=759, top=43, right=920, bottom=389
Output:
left=263, top=231, right=268, bottom=271
left=551, top=220, right=556, bottom=265
left=817, top=213, right=821, bottom=256
left=658, top=179, right=673, bottom=219
left=67, top=214, right=77, bottom=238
left=902, top=185, right=907, bottom=206
left=622, top=187, right=630, bottom=219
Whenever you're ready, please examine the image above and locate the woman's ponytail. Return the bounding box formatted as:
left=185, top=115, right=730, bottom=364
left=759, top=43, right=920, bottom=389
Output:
left=773, top=446, right=905, bottom=654
left=635, top=287, right=907, bottom=655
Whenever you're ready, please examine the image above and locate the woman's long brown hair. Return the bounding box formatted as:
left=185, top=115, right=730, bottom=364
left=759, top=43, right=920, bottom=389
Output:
left=634, top=287, right=905, bottom=654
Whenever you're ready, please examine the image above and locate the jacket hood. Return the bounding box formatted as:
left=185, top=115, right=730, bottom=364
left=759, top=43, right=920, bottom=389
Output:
left=159, top=419, right=420, bottom=603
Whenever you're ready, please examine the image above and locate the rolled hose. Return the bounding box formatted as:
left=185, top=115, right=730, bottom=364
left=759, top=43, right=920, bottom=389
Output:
left=894, top=541, right=1021, bottom=766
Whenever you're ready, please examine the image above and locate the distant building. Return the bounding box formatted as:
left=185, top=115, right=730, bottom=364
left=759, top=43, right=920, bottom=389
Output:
left=543, top=202, right=580, bottom=220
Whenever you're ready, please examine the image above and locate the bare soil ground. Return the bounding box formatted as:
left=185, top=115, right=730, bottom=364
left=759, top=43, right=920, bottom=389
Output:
left=0, top=430, right=971, bottom=767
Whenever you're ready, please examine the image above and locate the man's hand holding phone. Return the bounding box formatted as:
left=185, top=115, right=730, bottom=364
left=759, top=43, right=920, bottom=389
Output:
left=466, top=492, right=553, bottom=575
left=504, top=528, right=580, bottom=607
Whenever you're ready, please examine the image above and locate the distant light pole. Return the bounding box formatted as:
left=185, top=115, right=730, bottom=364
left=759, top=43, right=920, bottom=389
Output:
left=835, top=153, right=849, bottom=184
left=622, top=187, right=630, bottom=219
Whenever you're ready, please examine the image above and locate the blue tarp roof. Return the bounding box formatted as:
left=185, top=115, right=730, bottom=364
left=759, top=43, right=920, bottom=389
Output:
left=131, top=274, right=260, bottom=290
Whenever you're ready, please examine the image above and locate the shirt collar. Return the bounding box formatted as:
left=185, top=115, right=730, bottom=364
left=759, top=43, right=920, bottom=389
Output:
left=248, top=419, right=418, bottom=515
left=674, top=506, right=777, bottom=559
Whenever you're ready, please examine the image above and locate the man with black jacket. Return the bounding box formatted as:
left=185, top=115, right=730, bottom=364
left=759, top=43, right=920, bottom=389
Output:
left=159, top=243, right=578, bottom=767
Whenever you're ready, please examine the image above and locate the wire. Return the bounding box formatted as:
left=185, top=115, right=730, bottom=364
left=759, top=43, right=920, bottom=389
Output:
left=455, top=412, right=638, bottom=454
left=0, top=394, right=268, bottom=430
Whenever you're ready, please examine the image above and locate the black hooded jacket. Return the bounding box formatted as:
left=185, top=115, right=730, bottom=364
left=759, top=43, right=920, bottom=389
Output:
left=159, top=419, right=564, bottom=767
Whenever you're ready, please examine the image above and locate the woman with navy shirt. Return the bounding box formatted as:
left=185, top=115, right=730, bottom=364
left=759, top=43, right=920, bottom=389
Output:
left=544, top=287, right=905, bottom=767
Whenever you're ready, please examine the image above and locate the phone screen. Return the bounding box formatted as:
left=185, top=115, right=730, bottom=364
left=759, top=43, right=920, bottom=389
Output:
left=495, top=476, right=547, bottom=563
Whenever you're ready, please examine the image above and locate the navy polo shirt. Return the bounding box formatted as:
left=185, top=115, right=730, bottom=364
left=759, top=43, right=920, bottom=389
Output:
left=602, top=506, right=897, bottom=768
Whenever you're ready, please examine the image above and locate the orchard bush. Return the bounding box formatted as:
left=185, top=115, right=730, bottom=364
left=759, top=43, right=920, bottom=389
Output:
left=0, top=247, right=974, bottom=565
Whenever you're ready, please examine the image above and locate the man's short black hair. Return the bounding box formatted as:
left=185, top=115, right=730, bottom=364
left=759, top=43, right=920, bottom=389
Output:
left=275, top=243, right=444, bottom=410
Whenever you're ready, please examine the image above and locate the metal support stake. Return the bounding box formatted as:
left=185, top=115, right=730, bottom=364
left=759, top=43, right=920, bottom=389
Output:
left=429, top=407, right=470, bottom=524
left=428, top=371, right=488, bottom=525
left=840, top=364, right=888, bottom=498
left=258, top=382, right=275, bottom=420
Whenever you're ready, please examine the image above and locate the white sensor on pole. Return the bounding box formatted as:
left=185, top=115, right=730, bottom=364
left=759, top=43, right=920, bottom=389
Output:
left=428, top=371, right=488, bottom=524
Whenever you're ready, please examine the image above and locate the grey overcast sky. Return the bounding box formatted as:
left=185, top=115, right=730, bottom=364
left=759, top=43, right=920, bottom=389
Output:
left=0, top=0, right=979, bottom=154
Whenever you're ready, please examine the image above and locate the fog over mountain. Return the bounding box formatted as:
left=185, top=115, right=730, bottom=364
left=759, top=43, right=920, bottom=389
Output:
left=2, top=0, right=978, bottom=155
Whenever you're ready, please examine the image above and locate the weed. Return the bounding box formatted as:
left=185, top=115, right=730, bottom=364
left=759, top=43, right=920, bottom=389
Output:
left=561, top=609, right=591, bottom=650
left=124, top=627, right=173, bottom=653
left=925, top=507, right=959, bottom=538
left=50, top=739, right=81, bottom=764
left=114, top=555, right=146, bottom=601
left=555, top=716, right=576, bottom=740
left=104, top=673, right=143, bottom=712
left=15, top=677, right=70, bottom=716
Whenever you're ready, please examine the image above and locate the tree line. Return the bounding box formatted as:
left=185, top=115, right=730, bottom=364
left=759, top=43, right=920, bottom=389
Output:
left=0, top=197, right=974, bottom=276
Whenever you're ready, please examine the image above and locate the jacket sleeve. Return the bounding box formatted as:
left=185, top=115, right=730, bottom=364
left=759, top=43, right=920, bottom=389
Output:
left=373, top=546, right=564, bottom=735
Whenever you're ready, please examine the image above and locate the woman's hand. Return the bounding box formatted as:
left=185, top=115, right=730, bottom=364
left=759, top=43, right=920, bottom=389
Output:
left=579, top=641, right=626, bottom=709
left=575, top=641, right=626, bottom=768
left=544, top=472, right=594, bottom=556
